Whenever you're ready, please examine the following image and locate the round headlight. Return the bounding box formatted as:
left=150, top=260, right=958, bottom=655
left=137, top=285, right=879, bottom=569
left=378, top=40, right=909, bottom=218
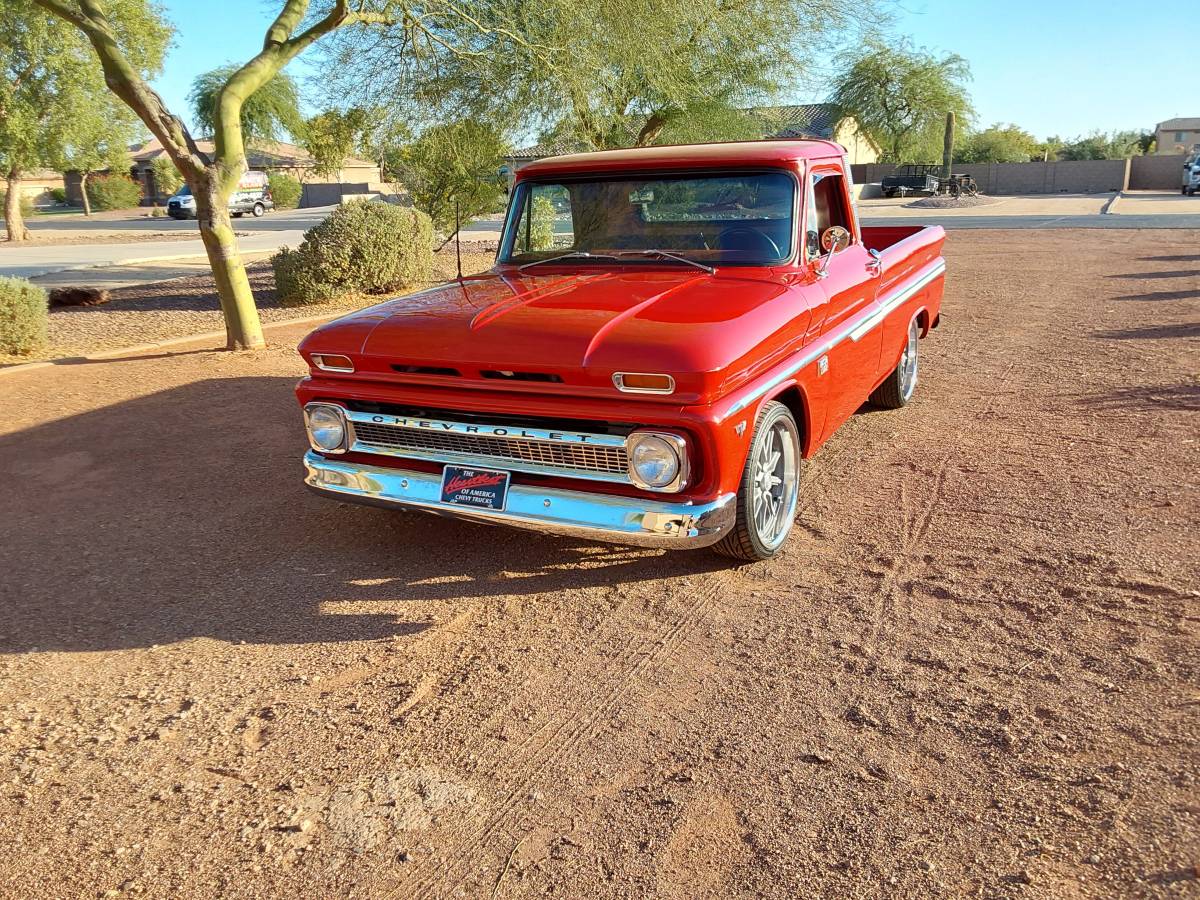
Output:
left=306, top=405, right=346, bottom=452
left=628, top=434, right=682, bottom=489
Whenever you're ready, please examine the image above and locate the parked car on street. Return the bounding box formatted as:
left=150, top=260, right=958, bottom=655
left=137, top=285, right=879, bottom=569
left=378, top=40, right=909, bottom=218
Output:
left=1182, top=148, right=1200, bottom=195
left=166, top=171, right=274, bottom=219
left=295, top=140, right=946, bottom=560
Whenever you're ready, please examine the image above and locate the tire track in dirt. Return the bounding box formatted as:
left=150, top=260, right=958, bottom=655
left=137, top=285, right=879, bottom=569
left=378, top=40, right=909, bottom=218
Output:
left=389, top=575, right=730, bottom=899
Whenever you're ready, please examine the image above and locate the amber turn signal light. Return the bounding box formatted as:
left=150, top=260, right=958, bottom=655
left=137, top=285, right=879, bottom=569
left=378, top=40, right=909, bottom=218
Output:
left=311, top=354, right=355, bottom=373
left=613, top=372, right=675, bottom=394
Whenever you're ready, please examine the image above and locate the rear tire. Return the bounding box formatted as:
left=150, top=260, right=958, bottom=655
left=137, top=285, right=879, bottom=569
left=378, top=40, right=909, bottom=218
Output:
left=252, top=202, right=265, bottom=217
left=714, top=401, right=801, bottom=562
left=870, top=317, right=920, bottom=409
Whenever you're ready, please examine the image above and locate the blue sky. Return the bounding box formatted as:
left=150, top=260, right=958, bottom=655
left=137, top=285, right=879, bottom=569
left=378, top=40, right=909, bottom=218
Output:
left=147, top=0, right=1190, bottom=141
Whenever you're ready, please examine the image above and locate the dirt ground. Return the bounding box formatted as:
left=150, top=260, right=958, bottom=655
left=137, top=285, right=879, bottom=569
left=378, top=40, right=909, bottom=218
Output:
left=0, top=230, right=1197, bottom=899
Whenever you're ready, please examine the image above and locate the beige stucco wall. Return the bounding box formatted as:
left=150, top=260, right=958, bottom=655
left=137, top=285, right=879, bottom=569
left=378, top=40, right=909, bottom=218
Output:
left=833, top=121, right=879, bottom=165
left=1155, top=128, right=1199, bottom=155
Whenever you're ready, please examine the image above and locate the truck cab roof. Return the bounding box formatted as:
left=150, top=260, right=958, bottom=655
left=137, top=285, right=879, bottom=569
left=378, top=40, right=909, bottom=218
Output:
left=516, top=139, right=848, bottom=179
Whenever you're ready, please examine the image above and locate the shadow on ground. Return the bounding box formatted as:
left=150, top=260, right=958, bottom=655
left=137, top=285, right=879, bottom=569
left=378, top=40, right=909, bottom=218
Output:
left=1076, top=381, right=1200, bottom=412
left=1092, top=322, right=1200, bottom=341
left=0, top=376, right=726, bottom=654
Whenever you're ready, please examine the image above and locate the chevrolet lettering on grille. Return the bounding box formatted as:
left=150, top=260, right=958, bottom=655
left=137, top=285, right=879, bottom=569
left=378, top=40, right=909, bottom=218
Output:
left=368, top=415, right=595, bottom=444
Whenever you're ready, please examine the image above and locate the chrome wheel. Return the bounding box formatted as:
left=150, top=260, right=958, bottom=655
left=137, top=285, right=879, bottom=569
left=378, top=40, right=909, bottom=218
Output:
left=749, top=414, right=800, bottom=551
left=899, top=318, right=919, bottom=401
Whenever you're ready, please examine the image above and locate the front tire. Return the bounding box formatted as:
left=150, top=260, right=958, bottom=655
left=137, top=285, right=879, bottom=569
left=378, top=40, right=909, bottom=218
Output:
left=252, top=202, right=266, bottom=217
left=714, top=401, right=801, bottom=562
left=871, top=317, right=920, bottom=409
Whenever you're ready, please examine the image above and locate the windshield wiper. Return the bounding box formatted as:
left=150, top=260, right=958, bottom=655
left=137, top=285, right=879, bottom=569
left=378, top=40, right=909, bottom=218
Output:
left=614, top=249, right=715, bottom=274
left=517, top=251, right=619, bottom=272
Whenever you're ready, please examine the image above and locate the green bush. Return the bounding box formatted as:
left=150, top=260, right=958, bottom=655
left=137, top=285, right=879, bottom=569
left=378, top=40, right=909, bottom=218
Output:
left=268, top=171, right=302, bottom=210
left=87, top=175, right=142, bottom=211
left=0, top=190, right=36, bottom=220
left=0, top=277, right=49, bottom=356
left=49, top=187, right=68, bottom=205
left=272, top=200, right=433, bottom=306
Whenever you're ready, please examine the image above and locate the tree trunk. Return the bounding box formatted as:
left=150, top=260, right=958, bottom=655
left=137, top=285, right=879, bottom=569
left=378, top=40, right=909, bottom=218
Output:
left=4, top=169, right=31, bottom=243
left=81, top=172, right=92, bottom=216
left=636, top=112, right=668, bottom=147
left=194, top=179, right=265, bottom=350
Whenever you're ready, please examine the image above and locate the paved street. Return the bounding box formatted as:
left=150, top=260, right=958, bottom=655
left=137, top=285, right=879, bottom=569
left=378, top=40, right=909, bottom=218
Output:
left=1, top=206, right=335, bottom=280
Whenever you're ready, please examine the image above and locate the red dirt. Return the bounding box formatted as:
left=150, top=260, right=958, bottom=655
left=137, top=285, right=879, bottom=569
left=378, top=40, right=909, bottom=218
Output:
left=0, top=230, right=1197, bottom=899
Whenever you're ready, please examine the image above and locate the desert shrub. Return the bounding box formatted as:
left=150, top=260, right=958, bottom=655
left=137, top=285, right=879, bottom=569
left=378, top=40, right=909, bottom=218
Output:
left=0, top=277, right=49, bottom=356
left=272, top=200, right=433, bottom=306
left=87, top=174, right=142, bottom=211
left=268, top=171, right=302, bottom=210
left=0, top=190, right=36, bottom=220
left=150, top=206, right=166, bottom=217
left=49, top=187, right=68, bottom=205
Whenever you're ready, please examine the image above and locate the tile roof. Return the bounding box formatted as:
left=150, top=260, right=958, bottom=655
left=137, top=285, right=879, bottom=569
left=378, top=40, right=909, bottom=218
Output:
left=1157, top=117, right=1200, bottom=131
left=128, top=137, right=377, bottom=169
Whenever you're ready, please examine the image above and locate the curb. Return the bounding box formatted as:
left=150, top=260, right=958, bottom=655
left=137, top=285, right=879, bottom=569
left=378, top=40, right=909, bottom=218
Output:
left=0, top=311, right=341, bottom=378
left=1101, top=192, right=1123, bottom=215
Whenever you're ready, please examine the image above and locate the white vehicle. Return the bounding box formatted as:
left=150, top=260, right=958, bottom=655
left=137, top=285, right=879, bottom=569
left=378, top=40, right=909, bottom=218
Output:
left=1183, top=147, right=1200, bottom=196
left=166, top=171, right=275, bottom=218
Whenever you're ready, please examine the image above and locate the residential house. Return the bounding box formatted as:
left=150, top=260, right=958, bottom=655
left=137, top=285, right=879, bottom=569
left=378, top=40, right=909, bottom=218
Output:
left=64, top=138, right=384, bottom=205
left=7, top=170, right=67, bottom=208
left=1153, top=118, right=1200, bottom=155
left=501, top=104, right=880, bottom=180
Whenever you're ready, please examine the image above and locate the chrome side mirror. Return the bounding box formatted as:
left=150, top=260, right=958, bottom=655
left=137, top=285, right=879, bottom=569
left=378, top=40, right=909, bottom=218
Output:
left=817, top=226, right=851, bottom=279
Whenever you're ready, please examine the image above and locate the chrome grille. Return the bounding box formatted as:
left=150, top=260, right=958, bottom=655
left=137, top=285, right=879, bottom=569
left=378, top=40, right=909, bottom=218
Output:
left=349, top=418, right=630, bottom=482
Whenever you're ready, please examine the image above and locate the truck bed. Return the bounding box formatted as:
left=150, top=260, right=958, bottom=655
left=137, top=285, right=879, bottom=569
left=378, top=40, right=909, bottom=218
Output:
left=861, top=224, right=946, bottom=297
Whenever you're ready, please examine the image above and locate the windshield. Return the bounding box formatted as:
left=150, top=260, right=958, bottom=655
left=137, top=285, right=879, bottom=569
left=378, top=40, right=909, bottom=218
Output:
left=500, top=171, right=795, bottom=267
left=174, top=185, right=191, bottom=197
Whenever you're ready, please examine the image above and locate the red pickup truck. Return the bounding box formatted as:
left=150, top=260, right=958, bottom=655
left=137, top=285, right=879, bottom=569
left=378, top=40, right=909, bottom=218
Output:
left=296, top=140, right=945, bottom=560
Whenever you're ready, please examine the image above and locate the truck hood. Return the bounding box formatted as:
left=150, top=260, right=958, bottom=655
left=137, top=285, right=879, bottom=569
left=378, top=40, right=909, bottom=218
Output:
left=303, top=268, right=807, bottom=402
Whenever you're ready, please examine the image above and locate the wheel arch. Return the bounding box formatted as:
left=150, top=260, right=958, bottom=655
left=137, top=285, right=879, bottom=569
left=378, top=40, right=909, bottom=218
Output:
left=758, top=381, right=817, bottom=458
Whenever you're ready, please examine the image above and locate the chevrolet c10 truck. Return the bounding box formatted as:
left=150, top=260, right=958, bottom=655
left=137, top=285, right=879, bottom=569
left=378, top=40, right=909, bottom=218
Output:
left=296, top=140, right=946, bottom=560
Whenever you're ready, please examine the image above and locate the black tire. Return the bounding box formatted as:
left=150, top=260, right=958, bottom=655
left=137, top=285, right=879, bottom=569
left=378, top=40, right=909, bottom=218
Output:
left=252, top=202, right=265, bottom=217
left=231, top=212, right=243, bottom=218
left=714, top=401, right=802, bottom=562
left=871, top=316, right=920, bottom=409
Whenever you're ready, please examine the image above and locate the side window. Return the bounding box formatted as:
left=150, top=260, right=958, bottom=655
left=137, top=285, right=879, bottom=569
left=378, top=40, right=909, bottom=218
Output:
left=806, top=173, right=852, bottom=260
left=512, top=184, right=572, bottom=254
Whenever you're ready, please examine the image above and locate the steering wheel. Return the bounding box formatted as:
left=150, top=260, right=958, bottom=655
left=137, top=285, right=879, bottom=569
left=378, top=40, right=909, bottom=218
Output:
left=718, top=226, right=782, bottom=259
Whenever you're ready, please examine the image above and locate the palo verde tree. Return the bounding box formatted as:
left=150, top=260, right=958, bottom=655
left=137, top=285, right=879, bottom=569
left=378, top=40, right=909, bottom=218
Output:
left=322, top=0, right=875, bottom=152
left=830, top=38, right=973, bottom=163
left=955, top=123, right=1041, bottom=164
left=33, top=1, right=528, bottom=351
left=300, top=107, right=369, bottom=180
left=1, top=0, right=166, bottom=241
left=399, top=119, right=508, bottom=247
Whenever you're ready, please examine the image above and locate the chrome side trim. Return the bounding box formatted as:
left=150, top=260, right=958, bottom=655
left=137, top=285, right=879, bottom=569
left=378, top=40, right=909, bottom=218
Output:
left=848, top=260, right=946, bottom=342
left=724, top=258, right=945, bottom=417
left=303, top=452, right=736, bottom=549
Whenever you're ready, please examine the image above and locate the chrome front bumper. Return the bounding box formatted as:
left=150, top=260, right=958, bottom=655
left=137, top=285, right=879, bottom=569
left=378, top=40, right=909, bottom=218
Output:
left=303, top=451, right=735, bottom=549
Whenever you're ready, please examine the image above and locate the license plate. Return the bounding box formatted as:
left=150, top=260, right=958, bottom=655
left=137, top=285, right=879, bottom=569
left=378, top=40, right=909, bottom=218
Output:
left=439, top=465, right=510, bottom=511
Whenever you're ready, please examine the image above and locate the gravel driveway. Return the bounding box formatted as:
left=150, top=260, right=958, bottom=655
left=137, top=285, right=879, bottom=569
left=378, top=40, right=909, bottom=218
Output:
left=0, top=230, right=1197, bottom=898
